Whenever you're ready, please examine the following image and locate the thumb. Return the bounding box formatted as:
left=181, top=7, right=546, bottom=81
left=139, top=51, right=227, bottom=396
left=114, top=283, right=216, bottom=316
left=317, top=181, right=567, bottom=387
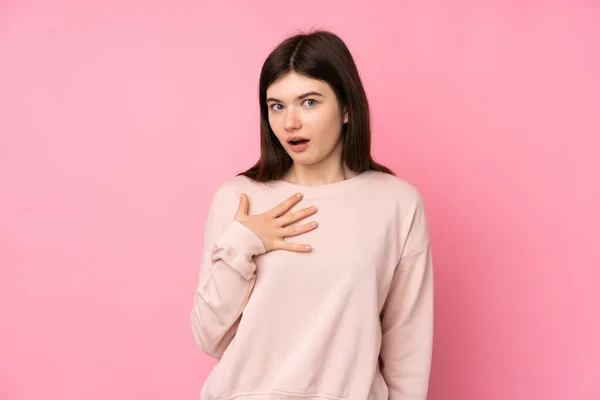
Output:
left=235, top=192, right=249, bottom=218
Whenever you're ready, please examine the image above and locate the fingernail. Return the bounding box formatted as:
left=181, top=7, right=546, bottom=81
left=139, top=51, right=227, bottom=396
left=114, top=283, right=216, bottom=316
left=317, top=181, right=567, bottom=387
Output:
left=310, top=206, right=317, bottom=211
left=296, top=193, right=302, bottom=198
left=305, top=245, right=311, bottom=250
left=311, top=221, right=318, bottom=227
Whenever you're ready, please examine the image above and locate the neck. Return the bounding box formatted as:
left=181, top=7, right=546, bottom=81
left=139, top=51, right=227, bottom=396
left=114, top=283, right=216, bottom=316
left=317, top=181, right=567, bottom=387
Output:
left=284, top=148, right=359, bottom=186
left=283, top=139, right=358, bottom=186
left=284, top=164, right=350, bottom=187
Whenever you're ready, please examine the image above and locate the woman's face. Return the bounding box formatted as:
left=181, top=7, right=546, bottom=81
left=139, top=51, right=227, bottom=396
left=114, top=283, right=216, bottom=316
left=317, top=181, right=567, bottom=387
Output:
left=266, top=72, right=348, bottom=167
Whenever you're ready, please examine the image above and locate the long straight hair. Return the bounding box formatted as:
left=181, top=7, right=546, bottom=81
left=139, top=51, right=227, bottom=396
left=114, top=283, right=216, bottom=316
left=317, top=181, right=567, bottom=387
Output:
left=239, top=29, right=394, bottom=181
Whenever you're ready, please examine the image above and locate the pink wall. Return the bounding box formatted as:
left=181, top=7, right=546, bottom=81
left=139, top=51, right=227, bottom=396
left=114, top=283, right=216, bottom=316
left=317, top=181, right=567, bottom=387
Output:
left=1, top=1, right=598, bottom=399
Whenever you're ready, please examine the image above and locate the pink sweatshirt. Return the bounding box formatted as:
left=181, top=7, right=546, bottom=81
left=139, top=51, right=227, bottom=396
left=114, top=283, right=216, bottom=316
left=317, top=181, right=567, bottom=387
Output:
left=191, top=170, right=434, bottom=400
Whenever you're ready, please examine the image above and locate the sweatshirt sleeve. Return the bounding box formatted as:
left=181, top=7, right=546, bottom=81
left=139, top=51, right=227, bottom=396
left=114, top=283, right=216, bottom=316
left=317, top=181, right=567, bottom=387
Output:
left=379, top=193, right=434, bottom=400
left=190, top=184, right=266, bottom=359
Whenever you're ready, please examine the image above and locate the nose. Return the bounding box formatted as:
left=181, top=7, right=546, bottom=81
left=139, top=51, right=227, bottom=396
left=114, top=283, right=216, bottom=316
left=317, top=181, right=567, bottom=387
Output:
left=283, top=108, right=301, bottom=131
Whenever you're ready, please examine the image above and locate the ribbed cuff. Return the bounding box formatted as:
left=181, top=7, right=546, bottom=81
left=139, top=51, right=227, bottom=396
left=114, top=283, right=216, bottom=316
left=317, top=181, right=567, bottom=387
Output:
left=213, top=221, right=266, bottom=279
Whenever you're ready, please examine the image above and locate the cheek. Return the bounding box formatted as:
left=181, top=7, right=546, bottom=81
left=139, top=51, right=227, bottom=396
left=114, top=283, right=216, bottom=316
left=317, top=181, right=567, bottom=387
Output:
left=268, top=118, right=288, bottom=146
left=267, top=114, right=281, bottom=134
left=310, top=110, right=343, bottom=138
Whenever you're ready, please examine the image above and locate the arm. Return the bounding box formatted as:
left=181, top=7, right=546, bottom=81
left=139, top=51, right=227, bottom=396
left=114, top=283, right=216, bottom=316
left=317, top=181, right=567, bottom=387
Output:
left=190, top=186, right=265, bottom=359
left=379, top=194, right=434, bottom=399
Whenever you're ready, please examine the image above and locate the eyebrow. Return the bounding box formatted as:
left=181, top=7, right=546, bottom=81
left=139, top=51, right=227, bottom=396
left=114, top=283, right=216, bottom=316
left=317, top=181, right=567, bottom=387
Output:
left=266, top=91, right=324, bottom=103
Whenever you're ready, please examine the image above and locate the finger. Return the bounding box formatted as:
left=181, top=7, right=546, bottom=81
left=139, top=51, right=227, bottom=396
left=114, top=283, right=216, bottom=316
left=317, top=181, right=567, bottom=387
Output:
left=282, top=221, right=318, bottom=236
left=274, top=240, right=312, bottom=252
left=277, top=206, right=317, bottom=227
left=234, top=193, right=249, bottom=219
left=267, top=193, right=303, bottom=218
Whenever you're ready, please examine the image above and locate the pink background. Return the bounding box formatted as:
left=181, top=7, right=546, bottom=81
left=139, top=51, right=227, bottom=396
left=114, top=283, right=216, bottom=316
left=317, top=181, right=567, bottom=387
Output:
left=1, top=1, right=598, bottom=399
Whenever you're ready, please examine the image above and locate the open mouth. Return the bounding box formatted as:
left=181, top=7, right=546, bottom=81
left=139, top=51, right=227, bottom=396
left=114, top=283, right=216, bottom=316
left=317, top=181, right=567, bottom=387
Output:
left=289, top=139, right=309, bottom=145
left=287, top=137, right=310, bottom=152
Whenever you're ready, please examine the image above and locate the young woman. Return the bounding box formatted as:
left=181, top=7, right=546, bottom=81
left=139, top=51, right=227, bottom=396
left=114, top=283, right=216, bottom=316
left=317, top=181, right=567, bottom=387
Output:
left=191, top=30, right=434, bottom=400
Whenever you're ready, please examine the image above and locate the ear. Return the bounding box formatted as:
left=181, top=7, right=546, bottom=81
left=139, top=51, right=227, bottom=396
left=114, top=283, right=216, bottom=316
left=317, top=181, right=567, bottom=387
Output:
left=343, top=108, right=349, bottom=124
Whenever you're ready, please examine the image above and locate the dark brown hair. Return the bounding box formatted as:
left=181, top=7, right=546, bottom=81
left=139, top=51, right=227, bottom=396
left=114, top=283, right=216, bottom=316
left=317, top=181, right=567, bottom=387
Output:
left=239, top=29, right=394, bottom=181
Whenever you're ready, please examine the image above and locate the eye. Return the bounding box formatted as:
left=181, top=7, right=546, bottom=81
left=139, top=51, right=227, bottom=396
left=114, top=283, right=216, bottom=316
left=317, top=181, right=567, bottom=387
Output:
left=303, top=99, right=317, bottom=107
left=270, top=104, right=284, bottom=111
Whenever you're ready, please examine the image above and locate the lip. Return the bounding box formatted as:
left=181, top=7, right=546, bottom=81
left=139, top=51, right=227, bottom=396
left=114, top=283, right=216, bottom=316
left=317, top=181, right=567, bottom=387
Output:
left=287, top=136, right=309, bottom=144
left=287, top=137, right=310, bottom=153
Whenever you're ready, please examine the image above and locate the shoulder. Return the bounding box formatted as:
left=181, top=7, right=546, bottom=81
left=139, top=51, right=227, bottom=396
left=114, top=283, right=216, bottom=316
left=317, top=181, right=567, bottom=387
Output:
left=209, top=174, right=267, bottom=214
left=368, top=170, right=425, bottom=207
left=203, top=175, right=262, bottom=243
left=213, top=174, right=253, bottom=197
left=368, top=171, right=431, bottom=253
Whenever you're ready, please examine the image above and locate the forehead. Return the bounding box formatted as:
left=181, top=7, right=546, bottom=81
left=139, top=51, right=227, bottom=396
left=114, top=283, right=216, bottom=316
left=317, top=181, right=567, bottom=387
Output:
left=266, top=72, right=331, bottom=98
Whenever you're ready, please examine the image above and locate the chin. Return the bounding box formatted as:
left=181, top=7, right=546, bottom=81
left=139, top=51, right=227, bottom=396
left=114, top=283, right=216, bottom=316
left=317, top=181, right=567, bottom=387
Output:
left=291, top=155, right=322, bottom=166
